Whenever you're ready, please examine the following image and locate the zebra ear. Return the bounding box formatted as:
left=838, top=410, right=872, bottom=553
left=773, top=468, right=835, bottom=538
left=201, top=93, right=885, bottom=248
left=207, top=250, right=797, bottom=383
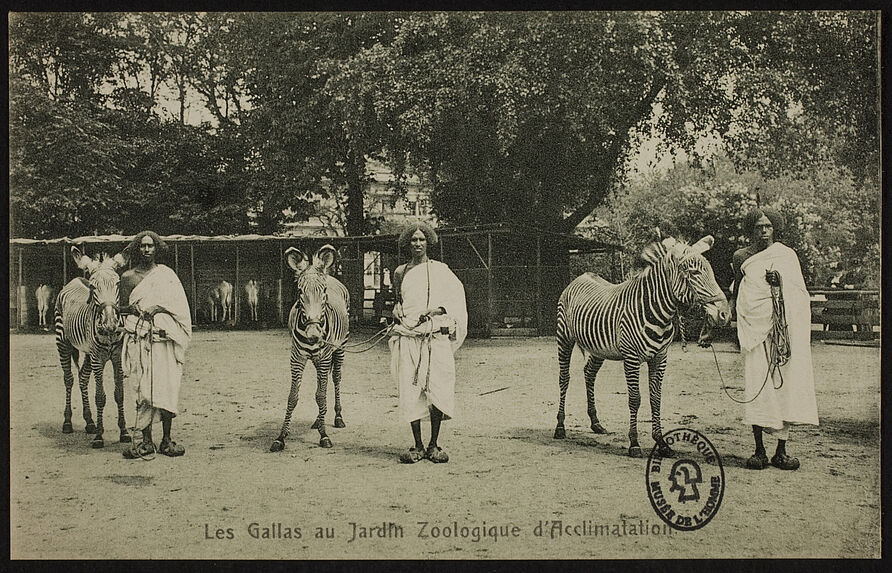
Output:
left=111, top=252, right=128, bottom=270
left=689, top=235, right=715, bottom=255
left=285, top=247, right=310, bottom=273
left=71, top=246, right=98, bottom=274
left=640, top=242, right=667, bottom=265
left=661, top=237, right=678, bottom=249
left=314, top=245, right=337, bottom=274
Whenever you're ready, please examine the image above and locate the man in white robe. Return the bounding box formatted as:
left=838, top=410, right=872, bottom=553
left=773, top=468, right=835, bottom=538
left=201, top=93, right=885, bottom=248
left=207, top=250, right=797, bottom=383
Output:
left=732, top=209, right=818, bottom=470
left=390, top=223, right=467, bottom=464
left=120, top=231, right=192, bottom=458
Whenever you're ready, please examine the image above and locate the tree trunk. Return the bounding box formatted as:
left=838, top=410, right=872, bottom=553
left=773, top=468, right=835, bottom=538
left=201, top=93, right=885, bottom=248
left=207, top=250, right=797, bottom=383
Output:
left=344, top=151, right=366, bottom=237
left=558, top=76, right=667, bottom=234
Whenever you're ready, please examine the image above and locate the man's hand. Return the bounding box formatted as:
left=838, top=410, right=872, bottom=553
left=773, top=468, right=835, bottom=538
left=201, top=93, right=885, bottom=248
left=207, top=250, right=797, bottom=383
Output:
left=765, top=270, right=781, bottom=286
left=392, top=302, right=404, bottom=322
left=139, top=305, right=165, bottom=321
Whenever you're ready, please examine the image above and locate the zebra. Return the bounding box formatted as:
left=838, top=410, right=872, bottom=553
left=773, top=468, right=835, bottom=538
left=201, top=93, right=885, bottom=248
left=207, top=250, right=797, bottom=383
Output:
left=54, top=247, right=131, bottom=448
left=554, top=235, right=731, bottom=457
left=270, top=245, right=350, bottom=452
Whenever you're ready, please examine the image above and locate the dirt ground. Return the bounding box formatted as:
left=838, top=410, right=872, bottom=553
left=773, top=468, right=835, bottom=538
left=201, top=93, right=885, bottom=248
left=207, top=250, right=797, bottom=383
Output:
left=9, top=327, right=881, bottom=559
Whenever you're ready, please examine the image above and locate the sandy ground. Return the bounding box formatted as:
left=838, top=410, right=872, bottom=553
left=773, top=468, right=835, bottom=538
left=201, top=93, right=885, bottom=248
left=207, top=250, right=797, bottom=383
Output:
left=9, top=328, right=881, bottom=559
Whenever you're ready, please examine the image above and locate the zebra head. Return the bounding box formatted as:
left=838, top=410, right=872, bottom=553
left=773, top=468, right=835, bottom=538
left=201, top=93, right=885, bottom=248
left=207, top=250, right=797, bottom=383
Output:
left=286, top=245, right=338, bottom=351
left=643, top=236, right=731, bottom=327
left=72, top=246, right=128, bottom=336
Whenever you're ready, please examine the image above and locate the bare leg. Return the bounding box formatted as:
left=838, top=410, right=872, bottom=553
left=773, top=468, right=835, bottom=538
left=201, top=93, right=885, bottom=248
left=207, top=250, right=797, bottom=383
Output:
left=428, top=406, right=443, bottom=449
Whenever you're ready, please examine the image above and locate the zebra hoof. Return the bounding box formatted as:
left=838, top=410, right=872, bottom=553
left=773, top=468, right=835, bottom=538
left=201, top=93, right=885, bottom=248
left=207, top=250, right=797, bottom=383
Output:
left=657, top=445, right=675, bottom=458
left=319, top=436, right=333, bottom=448
left=553, top=427, right=566, bottom=439
left=591, top=423, right=608, bottom=434
left=310, top=419, right=323, bottom=430
left=334, top=417, right=346, bottom=428
left=85, top=422, right=97, bottom=434
left=628, top=446, right=642, bottom=458
left=91, top=437, right=104, bottom=449
left=62, top=422, right=74, bottom=434
left=119, top=431, right=132, bottom=443
left=270, top=440, right=285, bottom=453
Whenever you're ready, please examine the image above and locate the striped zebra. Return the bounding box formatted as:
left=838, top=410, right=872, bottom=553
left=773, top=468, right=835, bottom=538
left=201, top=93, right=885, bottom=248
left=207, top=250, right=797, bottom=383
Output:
left=555, top=235, right=730, bottom=457
left=270, top=245, right=350, bottom=452
left=54, top=247, right=131, bottom=448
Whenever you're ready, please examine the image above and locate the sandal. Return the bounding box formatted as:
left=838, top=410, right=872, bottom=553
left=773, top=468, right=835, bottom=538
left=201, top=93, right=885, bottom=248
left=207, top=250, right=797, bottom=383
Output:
left=399, top=447, right=425, bottom=464
left=425, top=446, right=449, bottom=464
left=123, top=441, right=156, bottom=460
left=771, top=453, right=800, bottom=470
left=746, top=452, right=770, bottom=470
left=159, top=440, right=186, bottom=457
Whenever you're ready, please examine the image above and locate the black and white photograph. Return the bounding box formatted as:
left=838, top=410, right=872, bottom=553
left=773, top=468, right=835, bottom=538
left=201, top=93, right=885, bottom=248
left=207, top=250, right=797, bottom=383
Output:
left=8, top=11, right=882, bottom=560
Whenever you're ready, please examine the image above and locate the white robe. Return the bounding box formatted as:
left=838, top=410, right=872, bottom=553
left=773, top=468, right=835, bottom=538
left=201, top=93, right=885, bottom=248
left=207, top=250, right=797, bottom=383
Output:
left=122, top=265, right=192, bottom=416
left=736, top=242, right=819, bottom=429
left=389, top=260, right=467, bottom=422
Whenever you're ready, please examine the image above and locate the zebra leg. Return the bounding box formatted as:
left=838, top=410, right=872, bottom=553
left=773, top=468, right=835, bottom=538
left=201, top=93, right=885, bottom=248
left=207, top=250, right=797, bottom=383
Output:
left=57, top=338, right=76, bottom=434
left=647, top=354, right=674, bottom=457
left=270, top=352, right=307, bottom=452
left=584, top=356, right=608, bottom=434
left=313, top=354, right=333, bottom=448
left=623, top=357, right=643, bottom=457
left=111, top=341, right=130, bottom=443
left=78, top=354, right=97, bottom=434
left=90, top=353, right=107, bottom=448
left=554, top=336, right=573, bottom=439
left=331, top=348, right=346, bottom=428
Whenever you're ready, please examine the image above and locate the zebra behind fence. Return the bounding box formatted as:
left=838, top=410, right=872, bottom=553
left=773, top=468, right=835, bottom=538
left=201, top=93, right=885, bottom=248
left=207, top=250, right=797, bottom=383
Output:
left=555, top=235, right=731, bottom=457
left=271, top=245, right=350, bottom=452
left=54, top=247, right=131, bottom=448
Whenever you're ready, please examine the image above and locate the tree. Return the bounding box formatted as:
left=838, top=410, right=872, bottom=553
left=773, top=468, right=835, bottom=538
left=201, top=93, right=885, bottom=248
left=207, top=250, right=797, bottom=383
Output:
left=348, top=12, right=879, bottom=232
left=599, top=156, right=880, bottom=289
left=239, top=13, right=399, bottom=236
left=9, top=11, right=879, bottom=246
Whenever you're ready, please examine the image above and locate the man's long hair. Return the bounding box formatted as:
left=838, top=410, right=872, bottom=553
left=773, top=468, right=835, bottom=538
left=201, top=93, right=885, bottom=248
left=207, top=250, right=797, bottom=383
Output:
left=126, top=230, right=169, bottom=259
left=398, top=222, right=439, bottom=254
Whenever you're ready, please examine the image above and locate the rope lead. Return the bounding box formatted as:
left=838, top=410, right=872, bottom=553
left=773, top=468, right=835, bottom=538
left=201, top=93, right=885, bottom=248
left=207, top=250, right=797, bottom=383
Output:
left=714, top=273, right=792, bottom=404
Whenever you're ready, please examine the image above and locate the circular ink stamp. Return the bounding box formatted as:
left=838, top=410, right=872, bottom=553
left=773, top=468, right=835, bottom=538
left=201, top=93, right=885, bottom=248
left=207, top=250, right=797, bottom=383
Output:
left=645, top=427, right=725, bottom=531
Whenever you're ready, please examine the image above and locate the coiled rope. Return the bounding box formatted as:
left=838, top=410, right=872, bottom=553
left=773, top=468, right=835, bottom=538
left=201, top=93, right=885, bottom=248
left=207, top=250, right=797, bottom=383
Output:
left=713, top=274, right=791, bottom=404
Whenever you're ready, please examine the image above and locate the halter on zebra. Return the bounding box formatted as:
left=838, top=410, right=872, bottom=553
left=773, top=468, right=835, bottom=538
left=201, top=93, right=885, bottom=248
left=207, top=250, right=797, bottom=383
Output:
left=270, top=245, right=350, bottom=452
left=54, top=247, right=131, bottom=448
left=555, top=235, right=731, bottom=457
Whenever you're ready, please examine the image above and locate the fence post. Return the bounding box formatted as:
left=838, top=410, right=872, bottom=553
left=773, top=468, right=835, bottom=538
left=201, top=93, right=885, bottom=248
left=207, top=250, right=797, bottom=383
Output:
left=190, top=244, right=197, bottom=325
left=487, top=232, right=493, bottom=338
left=536, top=236, right=542, bottom=335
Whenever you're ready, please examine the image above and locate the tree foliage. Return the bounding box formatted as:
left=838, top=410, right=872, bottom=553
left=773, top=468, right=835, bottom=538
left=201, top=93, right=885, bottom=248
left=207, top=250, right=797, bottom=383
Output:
left=597, top=157, right=880, bottom=289
left=349, top=11, right=878, bottom=232
left=8, top=10, right=880, bottom=264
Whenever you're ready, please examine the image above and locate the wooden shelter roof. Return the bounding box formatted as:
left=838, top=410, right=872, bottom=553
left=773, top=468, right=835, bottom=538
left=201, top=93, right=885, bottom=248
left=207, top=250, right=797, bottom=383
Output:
left=9, top=222, right=620, bottom=255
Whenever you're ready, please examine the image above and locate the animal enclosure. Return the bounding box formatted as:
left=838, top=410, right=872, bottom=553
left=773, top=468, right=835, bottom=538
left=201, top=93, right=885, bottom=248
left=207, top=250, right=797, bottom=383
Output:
left=9, top=225, right=619, bottom=336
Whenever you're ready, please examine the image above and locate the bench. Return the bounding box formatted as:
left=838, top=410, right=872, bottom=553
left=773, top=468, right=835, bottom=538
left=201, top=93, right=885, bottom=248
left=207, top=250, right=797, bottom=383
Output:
left=810, top=290, right=879, bottom=340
